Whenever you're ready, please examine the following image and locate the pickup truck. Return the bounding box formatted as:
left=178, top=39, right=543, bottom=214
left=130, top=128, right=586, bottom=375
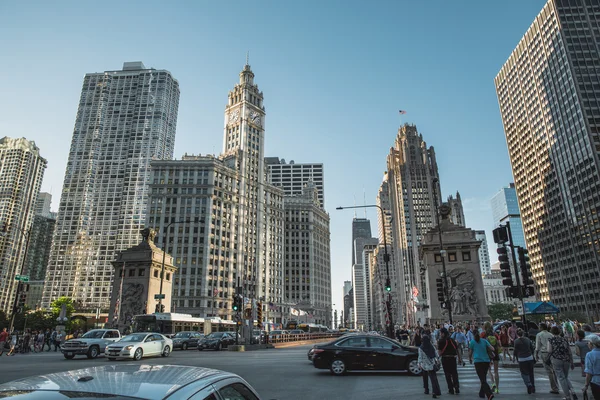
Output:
left=61, top=329, right=121, bottom=359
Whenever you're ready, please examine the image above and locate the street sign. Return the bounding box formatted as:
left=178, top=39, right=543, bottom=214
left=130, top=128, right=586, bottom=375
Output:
left=154, top=294, right=165, bottom=299
left=14, top=275, right=29, bottom=282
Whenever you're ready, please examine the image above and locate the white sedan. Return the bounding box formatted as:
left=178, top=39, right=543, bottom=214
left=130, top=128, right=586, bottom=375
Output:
left=105, top=332, right=172, bottom=361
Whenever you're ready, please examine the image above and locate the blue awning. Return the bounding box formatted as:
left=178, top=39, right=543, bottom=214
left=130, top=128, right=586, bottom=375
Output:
left=524, top=301, right=560, bottom=315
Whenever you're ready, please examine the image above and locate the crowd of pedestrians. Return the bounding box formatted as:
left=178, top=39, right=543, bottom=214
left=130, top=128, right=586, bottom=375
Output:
left=397, top=320, right=600, bottom=400
left=0, top=327, right=87, bottom=356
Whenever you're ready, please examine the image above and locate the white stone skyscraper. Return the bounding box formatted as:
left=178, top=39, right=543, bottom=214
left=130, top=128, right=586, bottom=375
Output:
left=265, top=158, right=325, bottom=207
left=0, top=137, right=46, bottom=313
left=495, top=0, right=600, bottom=317
left=43, top=62, right=180, bottom=309
left=147, top=63, right=285, bottom=322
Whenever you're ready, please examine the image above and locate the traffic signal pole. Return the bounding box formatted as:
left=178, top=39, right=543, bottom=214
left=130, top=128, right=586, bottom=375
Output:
left=506, top=222, right=528, bottom=329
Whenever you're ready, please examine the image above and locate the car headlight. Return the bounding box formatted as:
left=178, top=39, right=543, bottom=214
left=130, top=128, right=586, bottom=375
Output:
left=124, top=345, right=134, bottom=351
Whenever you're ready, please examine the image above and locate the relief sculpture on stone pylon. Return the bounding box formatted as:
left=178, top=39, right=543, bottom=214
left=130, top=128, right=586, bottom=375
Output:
left=443, top=269, right=479, bottom=316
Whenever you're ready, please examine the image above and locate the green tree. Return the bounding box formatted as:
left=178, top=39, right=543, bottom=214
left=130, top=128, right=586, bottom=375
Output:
left=50, top=297, right=76, bottom=318
left=488, top=303, right=515, bottom=321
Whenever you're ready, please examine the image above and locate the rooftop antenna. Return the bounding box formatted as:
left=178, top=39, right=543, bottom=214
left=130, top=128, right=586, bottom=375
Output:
left=353, top=194, right=357, bottom=218
left=363, top=188, right=367, bottom=218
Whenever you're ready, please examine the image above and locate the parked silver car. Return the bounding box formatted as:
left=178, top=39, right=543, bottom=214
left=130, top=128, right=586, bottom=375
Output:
left=0, top=364, right=262, bottom=399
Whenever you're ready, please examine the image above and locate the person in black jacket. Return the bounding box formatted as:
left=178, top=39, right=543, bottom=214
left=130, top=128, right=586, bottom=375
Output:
left=513, top=328, right=536, bottom=394
left=438, top=327, right=460, bottom=394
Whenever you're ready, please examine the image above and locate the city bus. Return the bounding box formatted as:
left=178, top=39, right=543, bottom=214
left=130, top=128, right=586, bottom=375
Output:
left=297, top=323, right=328, bottom=333
left=132, top=313, right=236, bottom=335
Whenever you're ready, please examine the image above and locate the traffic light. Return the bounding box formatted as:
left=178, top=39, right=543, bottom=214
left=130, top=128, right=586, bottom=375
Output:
left=436, top=278, right=445, bottom=302
left=232, top=294, right=240, bottom=312
left=385, top=278, right=391, bottom=292
left=518, top=247, right=535, bottom=298
left=492, top=226, right=509, bottom=244
left=497, top=246, right=513, bottom=287
left=257, top=302, right=263, bottom=322
left=159, top=304, right=165, bottom=313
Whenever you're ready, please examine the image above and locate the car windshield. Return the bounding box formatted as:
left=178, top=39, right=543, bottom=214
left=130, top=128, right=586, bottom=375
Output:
left=118, top=334, right=146, bottom=342
left=174, top=332, right=190, bottom=338
left=81, top=331, right=104, bottom=339
left=207, top=332, right=224, bottom=339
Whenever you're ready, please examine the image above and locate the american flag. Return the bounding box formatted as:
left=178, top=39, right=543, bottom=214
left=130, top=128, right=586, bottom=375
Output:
left=268, top=302, right=277, bottom=311
left=399, top=110, right=407, bottom=115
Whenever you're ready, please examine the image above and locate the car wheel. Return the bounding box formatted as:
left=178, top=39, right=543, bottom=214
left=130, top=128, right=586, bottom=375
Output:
left=330, top=359, right=347, bottom=376
left=64, top=354, right=75, bottom=360
left=182, top=342, right=188, bottom=351
left=87, top=346, right=99, bottom=359
left=198, top=347, right=203, bottom=351
left=407, top=358, right=422, bottom=376
left=215, top=342, right=221, bottom=351
left=133, top=348, right=143, bottom=361
left=161, top=346, right=171, bottom=357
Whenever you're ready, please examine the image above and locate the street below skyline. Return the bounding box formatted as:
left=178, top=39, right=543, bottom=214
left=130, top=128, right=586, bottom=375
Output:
left=0, top=345, right=586, bottom=400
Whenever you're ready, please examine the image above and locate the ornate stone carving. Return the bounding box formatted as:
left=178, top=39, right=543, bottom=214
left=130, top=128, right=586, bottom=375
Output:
left=140, top=228, right=156, bottom=243
left=444, top=268, right=480, bottom=316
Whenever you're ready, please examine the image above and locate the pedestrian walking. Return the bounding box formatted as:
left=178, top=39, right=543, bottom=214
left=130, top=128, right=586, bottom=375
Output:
left=6, top=332, right=17, bottom=356
left=548, top=325, right=577, bottom=400
left=575, top=330, right=591, bottom=378
left=452, top=326, right=468, bottom=366
left=413, top=328, right=423, bottom=347
left=44, top=329, right=52, bottom=351
left=482, top=322, right=501, bottom=393
left=582, top=335, right=600, bottom=400
left=418, top=335, right=442, bottom=398
left=51, top=329, right=58, bottom=351
left=513, top=328, right=536, bottom=394
left=438, top=327, right=460, bottom=394
left=468, top=327, right=495, bottom=400
left=0, top=327, right=8, bottom=356
left=499, top=325, right=513, bottom=362
left=399, top=326, right=410, bottom=347
left=536, top=322, right=560, bottom=394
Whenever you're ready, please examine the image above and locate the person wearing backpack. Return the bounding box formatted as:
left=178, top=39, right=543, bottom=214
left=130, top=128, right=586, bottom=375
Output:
left=482, top=322, right=501, bottom=394
left=438, top=327, right=460, bottom=394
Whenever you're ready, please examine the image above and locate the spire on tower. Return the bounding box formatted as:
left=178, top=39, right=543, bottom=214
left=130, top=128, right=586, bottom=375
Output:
left=246, top=51, right=249, bottom=66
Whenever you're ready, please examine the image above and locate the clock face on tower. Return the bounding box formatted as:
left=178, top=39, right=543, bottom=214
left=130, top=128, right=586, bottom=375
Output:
left=229, top=109, right=240, bottom=123
left=250, top=111, right=261, bottom=127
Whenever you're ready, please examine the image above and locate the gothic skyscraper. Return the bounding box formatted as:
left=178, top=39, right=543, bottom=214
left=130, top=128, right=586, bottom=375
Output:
left=43, top=62, right=180, bottom=309
left=386, top=124, right=441, bottom=324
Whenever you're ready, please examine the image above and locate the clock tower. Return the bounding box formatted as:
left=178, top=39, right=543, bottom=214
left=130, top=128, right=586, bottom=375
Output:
left=222, top=62, right=271, bottom=304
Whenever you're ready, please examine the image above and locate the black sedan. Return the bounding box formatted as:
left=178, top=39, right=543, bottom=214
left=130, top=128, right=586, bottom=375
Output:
left=172, top=331, right=204, bottom=350
left=312, top=334, right=421, bottom=376
left=198, top=332, right=236, bottom=351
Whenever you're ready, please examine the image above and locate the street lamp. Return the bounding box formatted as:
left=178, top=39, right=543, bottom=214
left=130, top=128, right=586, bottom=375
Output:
left=336, top=205, right=395, bottom=339
left=431, top=178, right=453, bottom=325
left=157, top=218, right=190, bottom=313
left=1, top=223, right=32, bottom=332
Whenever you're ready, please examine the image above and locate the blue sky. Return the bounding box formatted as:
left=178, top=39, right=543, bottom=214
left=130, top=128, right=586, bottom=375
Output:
left=0, top=0, right=546, bottom=317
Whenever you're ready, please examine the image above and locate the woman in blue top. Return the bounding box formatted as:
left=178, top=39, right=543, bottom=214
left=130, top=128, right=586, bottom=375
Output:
left=469, top=327, right=495, bottom=400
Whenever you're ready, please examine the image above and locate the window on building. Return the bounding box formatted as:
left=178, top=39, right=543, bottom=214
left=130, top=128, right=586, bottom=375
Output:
left=435, top=254, right=442, bottom=263
left=448, top=253, right=457, bottom=262
left=139, top=269, right=145, bottom=277
left=462, top=252, right=471, bottom=261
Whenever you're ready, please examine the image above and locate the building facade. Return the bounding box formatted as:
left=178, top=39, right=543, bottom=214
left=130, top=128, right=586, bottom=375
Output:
left=475, top=230, right=492, bottom=276
left=495, top=0, right=600, bottom=316
left=0, top=137, right=46, bottom=313
left=148, top=64, right=286, bottom=323
left=483, top=271, right=512, bottom=305
left=34, top=192, right=52, bottom=219
left=265, top=158, right=325, bottom=208
left=352, top=237, right=378, bottom=330
left=43, top=62, right=180, bottom=310
left=491, top=183, right=526, bottom=249
left=386, top=124, right=441, bottom=325
left=282, top=182, right=331, bottom=325
left=351, top=218, right=372, bottom=265
left=343, top=280, right=352, bottom=327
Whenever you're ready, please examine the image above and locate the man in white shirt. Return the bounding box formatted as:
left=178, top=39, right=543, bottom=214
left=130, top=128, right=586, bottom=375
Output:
left=535, top=323, right=559, bottom=394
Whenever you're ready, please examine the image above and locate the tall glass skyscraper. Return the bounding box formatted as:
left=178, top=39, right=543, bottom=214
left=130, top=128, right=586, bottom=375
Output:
left=43, top=62, right=180, bottom=309
left=495, top=0, right=600, bottom=317
left=491, top=183, right=526, bottom=249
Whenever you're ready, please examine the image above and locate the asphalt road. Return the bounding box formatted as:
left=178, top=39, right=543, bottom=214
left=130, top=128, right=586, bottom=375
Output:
left=0, top=345, right=590, bottom=400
